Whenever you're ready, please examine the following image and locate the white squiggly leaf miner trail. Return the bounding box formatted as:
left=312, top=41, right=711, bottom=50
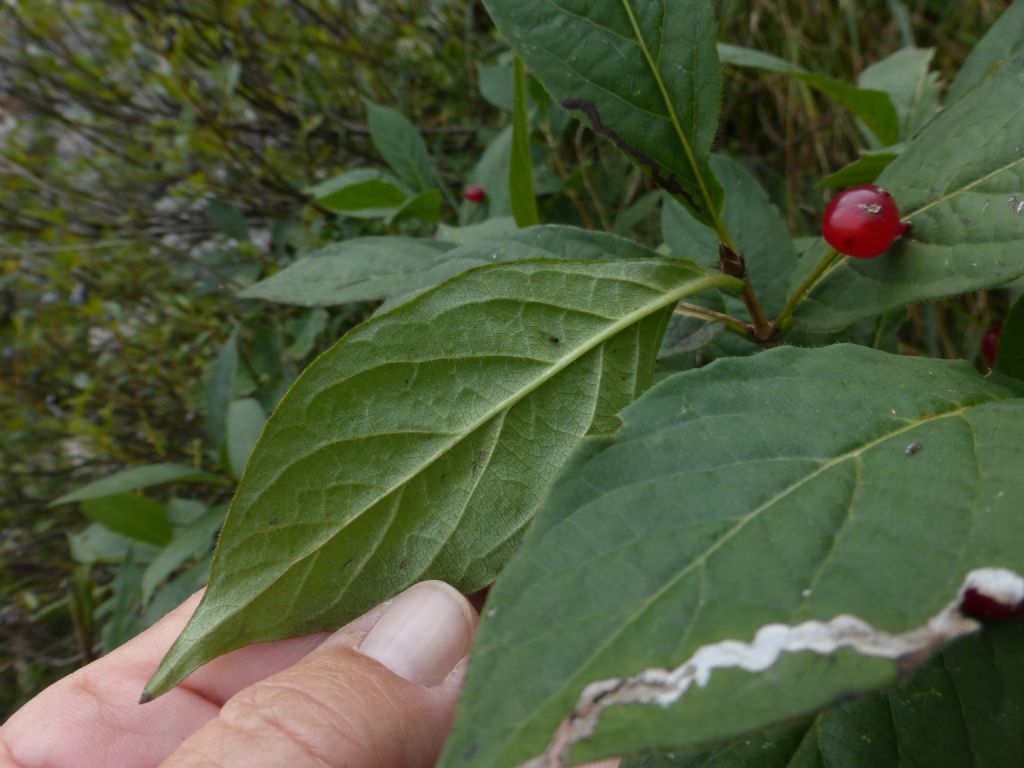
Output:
left=521, top=567, right=1024, bottom=768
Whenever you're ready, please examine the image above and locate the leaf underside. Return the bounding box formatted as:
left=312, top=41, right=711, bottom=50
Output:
left=144, top=255, right=736, bottom=699
left=440, top=344, right=1024, bottom=767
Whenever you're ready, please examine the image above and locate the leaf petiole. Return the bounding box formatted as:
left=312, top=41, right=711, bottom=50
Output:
left=776, top=247, right=841, bottom=333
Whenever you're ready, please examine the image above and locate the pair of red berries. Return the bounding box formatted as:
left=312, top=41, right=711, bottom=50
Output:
left=463, top=186, right=486, bottom=203
left=822, top=184, right=909, bottom=258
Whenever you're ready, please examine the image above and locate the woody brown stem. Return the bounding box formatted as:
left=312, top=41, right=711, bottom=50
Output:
left=718, top=244, right=776, bottom=342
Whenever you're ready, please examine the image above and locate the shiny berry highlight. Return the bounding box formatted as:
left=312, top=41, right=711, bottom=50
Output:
left=822, top=184, right=908, bottom=259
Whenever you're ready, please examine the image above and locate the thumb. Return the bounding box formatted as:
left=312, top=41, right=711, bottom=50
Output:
left=162, top=581, right=478, bottom=768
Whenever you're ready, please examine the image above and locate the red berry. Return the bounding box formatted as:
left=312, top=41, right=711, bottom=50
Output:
left=982, top=323, right=1002, bottom=361
left=463, top=186, right=486, bottom=203
left=822, top=184, right=909, bottom=258
left=961, top=586, right=1024, bottom=621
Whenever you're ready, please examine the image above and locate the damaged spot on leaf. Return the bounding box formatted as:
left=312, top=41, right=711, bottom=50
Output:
left=521, top=567, right=1024, bottom=768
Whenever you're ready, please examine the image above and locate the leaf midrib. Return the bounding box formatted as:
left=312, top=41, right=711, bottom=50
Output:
left=243, top=269, right=726, bottom=558
left=170, top=267, right=733, bottom=684
left=617, top=0, right=721, bottom=233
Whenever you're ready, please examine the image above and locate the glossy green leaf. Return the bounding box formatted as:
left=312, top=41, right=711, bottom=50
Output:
left=626, top=615, right=1024, bottom=768
left=718, top=44, right=899, bottom=146
left=948, top=0, right=1024, bottom=104
left=857, top=47, right=941, bottom=140
left=483, top=0, right=723, bottom=226
left=52, top=463, right=219, bottom=506
left=144, top=256, right=738, bottom=700
left=440, top=345, right=1024, bottom=767
left=239, top=238, right=456, bottom=306
left=364, top=100, right=437, bottom=193
left=510, top=56, right=539, bottom=228
left=796, top=60, right=1024, bottom=331
left=663, top=155, right=798, bottom=316
left=83, top=494, right=173, bottom=547
left=996, top=293, right=1024, bottom=381
left=226, top=398, right=267, bottom=480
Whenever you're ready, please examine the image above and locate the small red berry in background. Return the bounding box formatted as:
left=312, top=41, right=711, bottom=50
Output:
left=961, top=586, right=1024, bottom=621
left=822, top=184, right=909, bottom=258
left=463, top=185, right=486, bottom=203
left=982, top=322, right=1002, bottom=361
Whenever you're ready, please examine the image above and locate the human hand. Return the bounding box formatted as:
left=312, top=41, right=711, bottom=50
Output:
left=2, top=581, right=619, bottom=768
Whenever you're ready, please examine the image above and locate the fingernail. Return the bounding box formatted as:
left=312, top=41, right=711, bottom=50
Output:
left=358, top=581, right=476, bottom=687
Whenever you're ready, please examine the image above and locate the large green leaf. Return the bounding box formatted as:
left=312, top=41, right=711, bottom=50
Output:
left=143, top=256, right=738, bottom=700
left=718, top=44, right=899, bottom=146
left=439, top=345, right=1024, bottom=767
left=239, top=238, right=456, bottom=306
left=52, top=463, right=220, bottom=506
left=947, top=0, right=1024, bottom=104
left=626, top=615, right=1024, bottom=768
left=364, top=99, right=437, bottom=194
left=482, top=0, right=723, bottom=226
left=795, top=59, right=1024, bottom=331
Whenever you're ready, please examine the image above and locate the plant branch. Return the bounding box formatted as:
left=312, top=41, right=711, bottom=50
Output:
left=718, top=244, right=776, bottom=342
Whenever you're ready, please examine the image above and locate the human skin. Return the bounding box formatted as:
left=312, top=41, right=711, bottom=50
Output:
left=1, top=581, right=620, bottom=768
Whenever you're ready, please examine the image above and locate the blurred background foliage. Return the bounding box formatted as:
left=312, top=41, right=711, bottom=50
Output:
left=0, top=0, right=1010, bottom=715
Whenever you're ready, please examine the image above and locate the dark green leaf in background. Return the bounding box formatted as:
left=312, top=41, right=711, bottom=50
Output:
left=364, top=99, right=438, bottom=194
left=206, top=331, right=239, bottom=452
left=306, top=169, right=410, bottom=217
left=144, top=255, right=739, bottom=700
left=857, top=47, right=941, bottom=140
left=51, top=463, right=219, bottom=506
left=440, top=345, right=1024, bottom=767
left=510, top=56, right=539, bottom=228
left=820, top=149, right=899, bottom=189
left=226, top=398, right=267, bottom=480
left=996, top=293, right=1024, bottom=381
left=483, top=0, right=724, bottom=226
left=204, top=197, right=250, bottom=241
left=142, top=503, right=226, bottom=604
left=796, top=58, right=1024, bottom=331
left=83, top=494, right=173, bottom=547
left=718, top=44, right=900, bottom=146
